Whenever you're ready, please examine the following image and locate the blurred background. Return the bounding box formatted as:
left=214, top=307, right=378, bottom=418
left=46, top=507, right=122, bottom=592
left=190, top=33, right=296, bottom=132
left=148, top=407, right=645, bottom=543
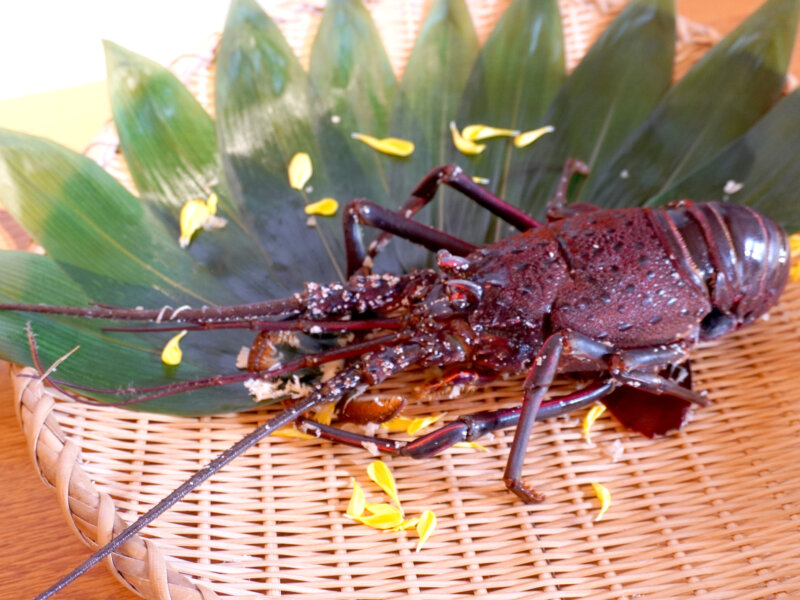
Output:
left=2, top=0, right=798, bottom=152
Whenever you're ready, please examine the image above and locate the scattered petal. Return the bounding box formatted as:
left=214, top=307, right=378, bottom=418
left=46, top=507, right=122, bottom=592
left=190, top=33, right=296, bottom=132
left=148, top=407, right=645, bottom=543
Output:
left=315, top=401, right=337, bottom=426
left=351, top=133, right=414, bottom=157
left=288, top=152, right=313, bottom=190
left=179, top=193, right=226, bottom=248
left=160, top=330, right=187, bottom=366
left=367, top=460, right=402, bottom=511
left=723, top=179, right=743, bottom=195
left=513, top=125, right=555, bottom=148
left=304, top=197, right=339, bottom=217
left=234, top=346, right=250, bottom=369
left=789, top=234, right=800, bottom=282
left=272, top=426, right=315, bottom=440
left=346, top=478, right=366, bottom=518
left=582, top=404, right=607, bottom=444
left=206, top=190, right=219, bottom=213
left=380, top=416, right=414, bottom=433
left=471, top=176, right=490, bottom=185
left=390, top=517, right=420, bottom=532
left=450, top=121, right=486, bottom=155
left=353, top=508, right=405, bottom=530
left=415, top=510, right=437, bottom=552
left=364, top=502, right=398, bottom=516
left=452, top=441, right=488, bottom=452
left=406, top=413, right=446, bottom=435
left=591, top=482, right=611, bottom=521
left=462, top=124, right=519, bottom=141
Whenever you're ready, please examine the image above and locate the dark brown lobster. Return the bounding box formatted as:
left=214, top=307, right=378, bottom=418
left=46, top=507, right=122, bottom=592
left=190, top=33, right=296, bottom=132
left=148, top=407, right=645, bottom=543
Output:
left=5, top=160, right=790, bottom=598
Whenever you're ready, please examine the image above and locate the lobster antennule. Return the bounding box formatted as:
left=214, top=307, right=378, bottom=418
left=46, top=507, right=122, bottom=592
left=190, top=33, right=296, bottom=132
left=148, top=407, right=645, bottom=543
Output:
left=40, top=333, right=404, bottom=407
left=99, top=317, right=405, bottom=334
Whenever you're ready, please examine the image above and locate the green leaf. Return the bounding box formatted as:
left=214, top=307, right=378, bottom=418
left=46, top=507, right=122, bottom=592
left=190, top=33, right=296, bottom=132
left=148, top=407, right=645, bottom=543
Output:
left=504, top=0, right=675, bottom=221
left=0, top=251, right=265, bottom=415
left=105, top=41, right=283, bottom=301
left=105, top=41, right=219, bottom=211
left=384, top=0, right=479, bottom=269
left=0, top=129, right=237, bottom=307
left=586, top=0, right=799, bottom=209
left=451, top=0, right=565, bottom=244
left=307, top=0, right=399, bottom=259
left=649, top=90, right=800, bottom=233
left=218, top=0, right=393, bottom=289
left=309, top=0, right=397, bottom=144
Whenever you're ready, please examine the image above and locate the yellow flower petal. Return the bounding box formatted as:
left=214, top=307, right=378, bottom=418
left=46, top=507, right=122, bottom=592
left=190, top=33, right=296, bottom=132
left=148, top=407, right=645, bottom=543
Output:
left=513, top=125, right=555, bottom=148
left=206, top=191, right=219, bottom=214
left=367, top=460, right=402, bottom=512
left=315, top=401, right=337, bottom=426
left=364, top=502, right=398, bottom=516
left=178, top=193, right=226, bottom=248
left=304, top=198, right=339, bottom=217
left=351, top=133, right=414, bottom=157
left=415, top=510, right=436, bottom=552
left=450, top=121, right=486, bottom=155
left=452, top=441, right=488, bottom=452
left=582, top=404, right=607, bottom=444
left=272, top=426, right=315, bottom=440
left=353, top=507, right=405, bottom=530
left=406, top=413, right=446, bottom=435
left=380, top=416, right=415, bottom=433
left=789, top=233, right=800, bottom=282
left=179, top=200, right=211, bottom=248
left=471, top=176, right=490, bottom=185
left=160, top=330, right=187, bottom=366
left=591, top=482, right=611, bottom=521
left=462, top=124, right=519, bottom=141
left=390, top=517, right=420, bottom=532
left=346, top=478, right=366, bottom=518
left=288, top=152, right=312, bottom=190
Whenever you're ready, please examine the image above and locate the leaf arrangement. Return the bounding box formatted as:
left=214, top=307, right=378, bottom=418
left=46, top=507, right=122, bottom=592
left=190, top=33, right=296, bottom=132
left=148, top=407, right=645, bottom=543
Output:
left=0, top=0, right=798, bottom=416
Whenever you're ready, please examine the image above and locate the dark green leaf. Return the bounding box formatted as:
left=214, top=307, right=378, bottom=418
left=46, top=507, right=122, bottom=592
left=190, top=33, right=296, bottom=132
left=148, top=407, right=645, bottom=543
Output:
left=649, top=90, right=800, bottom=233
left=105, top=41, right=220, bottom=211
left=586, top=0, right=799, bottom=209
left=384, top=0, right=479, bottom=270
left=307, top=0, right=399, bottom=265
left=0, top=129, right=237, bottom=307
left=218, top=0, right=388, bottom=290
left=105, top=41, right=282, bottom=301
left=504, top=0, right=675, bottom=222
left=452, top=0, right=564, bottom=244
left=0, top=251, right=266, bottom=415
left=309, top=0, right=397, bottom=194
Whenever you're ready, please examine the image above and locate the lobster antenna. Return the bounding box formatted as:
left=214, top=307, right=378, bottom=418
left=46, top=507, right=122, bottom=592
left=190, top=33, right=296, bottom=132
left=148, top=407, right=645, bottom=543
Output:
left=33, top=393, right=322, bottom=600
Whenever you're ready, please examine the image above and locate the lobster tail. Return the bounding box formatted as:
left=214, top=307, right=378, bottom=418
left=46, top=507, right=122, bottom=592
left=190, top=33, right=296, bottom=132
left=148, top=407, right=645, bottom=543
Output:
left=666, top=201, right=790, bottom=339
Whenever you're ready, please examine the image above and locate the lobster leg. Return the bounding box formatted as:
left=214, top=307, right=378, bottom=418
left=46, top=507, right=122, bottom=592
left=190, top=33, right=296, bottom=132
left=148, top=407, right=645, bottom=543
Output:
left=345, top=163, right=542, bottom=275
left=344, top=199, right=477, bottom=275
left=503, top=332, right=568, bottom=503
left=545, top=158, right=596, bottom=221
left=294, top=380, right=615, bottom=457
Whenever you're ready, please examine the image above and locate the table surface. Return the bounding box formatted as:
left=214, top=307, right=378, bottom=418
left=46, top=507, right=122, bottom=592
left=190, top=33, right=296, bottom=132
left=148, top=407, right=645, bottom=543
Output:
left=1, top=2, right=797, bottom=599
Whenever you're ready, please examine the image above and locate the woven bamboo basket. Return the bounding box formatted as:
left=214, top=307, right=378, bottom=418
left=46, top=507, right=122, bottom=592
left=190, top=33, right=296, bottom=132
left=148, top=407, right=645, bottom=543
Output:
left=6, top=1, right=800, bottom=598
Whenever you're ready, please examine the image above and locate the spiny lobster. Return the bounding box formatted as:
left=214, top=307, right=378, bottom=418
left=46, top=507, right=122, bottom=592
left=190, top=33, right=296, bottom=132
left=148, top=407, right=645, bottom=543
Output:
left=2, top=160, right=790, bottom=598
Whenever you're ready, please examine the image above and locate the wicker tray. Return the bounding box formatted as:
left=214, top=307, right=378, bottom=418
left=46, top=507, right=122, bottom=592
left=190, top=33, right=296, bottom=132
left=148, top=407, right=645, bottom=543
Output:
left=8, top=1, right=800, bottom=598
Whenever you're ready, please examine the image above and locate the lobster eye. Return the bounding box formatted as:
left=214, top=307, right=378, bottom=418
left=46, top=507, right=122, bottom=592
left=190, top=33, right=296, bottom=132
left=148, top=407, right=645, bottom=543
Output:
left=699, top=308, right=736, bottom=340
